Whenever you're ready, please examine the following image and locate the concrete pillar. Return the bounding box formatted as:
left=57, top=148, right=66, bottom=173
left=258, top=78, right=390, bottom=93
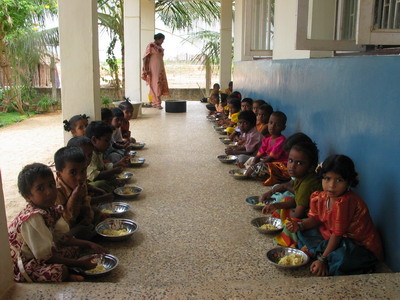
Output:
left=0, top=171, right=14, bottom=296
left=141, top=0, right=155, bottom=104
left=124, top=0, right=142, bottom=102
left=220, top=0, right=233, bottom=92
left=233, top=0, right=246, bottom=62
left=58, top=0, right=100, bottom=144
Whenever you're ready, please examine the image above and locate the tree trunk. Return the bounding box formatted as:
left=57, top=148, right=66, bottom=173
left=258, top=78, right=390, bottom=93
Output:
left=205, top=58, right=211, bottom=95
left=50, top=55, right=57, bottom=101
left=0, top=37, right=24, bottom=114
left=120, top=0, right=125, bottom=95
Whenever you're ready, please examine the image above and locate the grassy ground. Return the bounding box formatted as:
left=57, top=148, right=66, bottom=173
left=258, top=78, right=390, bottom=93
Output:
left=0, top=111, right=36, bottom=128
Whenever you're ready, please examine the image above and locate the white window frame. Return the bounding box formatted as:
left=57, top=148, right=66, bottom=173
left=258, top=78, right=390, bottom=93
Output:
left=296, top=0, right=364, bottom=51
left=357, top=0, right=400, bottom=45
left=296, top=0, right=400, bottom=51
left=243, top=0, right=274, bottom=57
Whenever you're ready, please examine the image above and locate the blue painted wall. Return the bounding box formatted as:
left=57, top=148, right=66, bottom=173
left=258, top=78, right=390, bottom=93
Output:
left=235, top=56, right=400, bottom=271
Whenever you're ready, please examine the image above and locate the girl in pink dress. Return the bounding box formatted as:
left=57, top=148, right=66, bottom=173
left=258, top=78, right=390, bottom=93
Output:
left=142, top=33, right=170, bottom=110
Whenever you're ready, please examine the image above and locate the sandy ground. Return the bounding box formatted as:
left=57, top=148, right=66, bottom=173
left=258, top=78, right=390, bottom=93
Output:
left=0, top=113, right=64, bottom=222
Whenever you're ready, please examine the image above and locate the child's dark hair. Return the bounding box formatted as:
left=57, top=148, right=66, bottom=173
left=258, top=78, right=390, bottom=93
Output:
left=119, top=97, right=134, bottom=111
left=271, top=111, right=287, bottom=126
left=229, top=98, right=241, bottom=110
left=238, top=110, right=257, bottom=127
left=63, top=114, right=88, bottom=132
left=18, top=163, right=54, bottom=197
left=254, top=99, right=266, bottom=106
left=101, top=108, right=112, bottom=121
left=211, top=93, right=220, bottom=103
left=154, top=33, right=165, bottom=40
left=111, top=107, right=124, bottom=118
left=241, top=98, right=253, bottom=106
left=231, top=91, right=242, bottom=100
left=318, top=154, right=359, bottom=187
left=54, top=146, right=86, bottom=171
left=284, top=132, right=313, bottom=152
left=220, top=93, right=228, bottom=103
left=258, top=103, right=274, bottom=115
left=291, top=139, right=319, bottom=169
left=86, top=121, right=113, bottom=139
left=67, top=136, right=93, bottom=148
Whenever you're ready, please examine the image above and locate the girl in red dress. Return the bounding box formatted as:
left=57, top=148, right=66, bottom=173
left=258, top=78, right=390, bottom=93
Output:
left=286, top=155, right=384, bottom=276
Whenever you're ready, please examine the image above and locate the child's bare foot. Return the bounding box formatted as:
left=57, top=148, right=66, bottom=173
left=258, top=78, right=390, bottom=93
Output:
left=69, top=274, right=85, bottom=281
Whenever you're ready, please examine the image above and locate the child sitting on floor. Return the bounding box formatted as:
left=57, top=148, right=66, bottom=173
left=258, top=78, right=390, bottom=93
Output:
left=67, top=136, right=114, bottom=204
left=225, top=110, right=262, bottom=160
left=286, top=154, right=384, bottom=276
left=104, top=108, right=131, bottom=164
left=101, top=108, right=113, bottom=126
left=63, top=114, right=90, bottom=137
left=261, top=134, right=321, bottom=247
left=224, top=98, right=241, bottom=135
left=244, top=111, right=290, bottom=185
left=206, top=93, right=219, bottom=114
left=119, top=98, right=137, bottom=143
left=8, top=163, right=107, bottom=282
left=219, top=93, right=229, bottom=116
left=252, top=99, right=265, bottom=115
left=241, top=98, right=253, bottom=111
left=54, top=147, right=98, bottom=240
left=86, top=121, right=129, bottom=192
left=256, top=104, right=273, bottom=137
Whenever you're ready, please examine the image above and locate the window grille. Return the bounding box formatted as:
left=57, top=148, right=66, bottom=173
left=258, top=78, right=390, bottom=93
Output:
left=374, top=0, right=400, bottom=29
left=250, top=0, right=274, bottom=51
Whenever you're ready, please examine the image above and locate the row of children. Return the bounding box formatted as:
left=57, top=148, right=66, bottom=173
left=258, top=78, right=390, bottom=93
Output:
left=8, top=99, right=141, bottom=282
left=206, top=92, right=384, bottom=276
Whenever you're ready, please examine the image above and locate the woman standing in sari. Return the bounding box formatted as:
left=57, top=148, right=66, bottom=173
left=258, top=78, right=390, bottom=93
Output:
left=141, top=33, right=170, bottom=110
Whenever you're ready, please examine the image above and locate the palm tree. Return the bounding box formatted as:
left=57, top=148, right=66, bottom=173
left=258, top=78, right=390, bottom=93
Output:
left=97, top=0, right=221, bottom=96
left=155, top=1, right=220, bottom=31
left=184, top=30, right=224, bottom=93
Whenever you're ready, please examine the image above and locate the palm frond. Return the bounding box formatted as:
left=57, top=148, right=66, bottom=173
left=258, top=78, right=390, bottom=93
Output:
left=184, top=30, right=221, bottom=67
left=155, top=1, right=220, bottom=32
left=6, top=28, right=58, bottom=74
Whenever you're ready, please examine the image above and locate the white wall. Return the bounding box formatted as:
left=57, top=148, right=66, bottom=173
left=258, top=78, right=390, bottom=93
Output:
left=273, top=0, right=310, bottom=60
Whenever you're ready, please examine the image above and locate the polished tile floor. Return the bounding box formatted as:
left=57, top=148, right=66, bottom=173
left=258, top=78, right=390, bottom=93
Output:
left=4, top=102, right=399, bottom=299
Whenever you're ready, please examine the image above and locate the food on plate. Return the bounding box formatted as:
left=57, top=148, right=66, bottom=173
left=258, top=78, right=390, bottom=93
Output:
left=278, top=253, right=303, bottom=266
left=259, top=224, right=278, bottom=230
left=85, top=264, right=106, bottom=274
left=122, top=188, right=133, bottom=195
left=101, top=209, right=113, bottom=214
left=102, top=228, right=129, bottom=236
left=256, top=202, right=265, bottom=206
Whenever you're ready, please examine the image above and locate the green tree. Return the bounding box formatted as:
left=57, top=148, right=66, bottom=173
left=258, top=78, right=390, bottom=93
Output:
left=0, top=0, right=57, bottom=113
left=184, top=30, right=224, bottom=92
